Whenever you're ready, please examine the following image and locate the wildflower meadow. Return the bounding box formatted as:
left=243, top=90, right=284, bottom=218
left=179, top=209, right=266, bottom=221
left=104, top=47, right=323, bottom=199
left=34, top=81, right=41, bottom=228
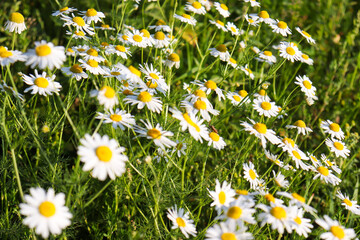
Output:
left=1, top=0, right=360, bottom=239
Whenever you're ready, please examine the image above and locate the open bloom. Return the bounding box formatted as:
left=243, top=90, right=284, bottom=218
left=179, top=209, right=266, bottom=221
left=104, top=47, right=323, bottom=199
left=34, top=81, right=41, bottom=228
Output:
left=336, top=190, right=360, bottom=215
left=124, top=91, right=163, bottom=113
left=96, top=109, right=135, bottom=130
left=325, top=138, right=350, bottom=158
left=0, top=46, right=27, bottom=66
left=315, top=215, right=356, bottom=240
left=167, top=205, right=197, bottom=238
left=296, top=27, right=316, bottom=44
left=208, top=179, right=236, bottom=212
left=135, top=120, right=176, bottom=149
left=205, top=222, right=253, bottom=240
left=5, top=12, right=26, bottom=33
left=22, top=70, right=61, bottom=96
left=321, top=120, right=345, bottom=140
left=79, top=8, right=105, bottom=24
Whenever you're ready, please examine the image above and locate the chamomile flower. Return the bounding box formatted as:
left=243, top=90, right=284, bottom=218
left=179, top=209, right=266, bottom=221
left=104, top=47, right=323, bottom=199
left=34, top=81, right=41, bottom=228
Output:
left=209, top=20, right=228, bottom=32
left=124, top=91, right=163, bottom=113
left=96, top=109, right=135, bottom=130
left=279, top=42, right=301, bottom=62
left=277, top=192, right=316, bottom=214
left=253, top=97, right=279, bottom=118
left=244, top=14, right=259, bottom=26
left=174, top=13, right=197, bottom=25
left=270, top=20, right=292, bottom=37
left=272, top=171, right=289, bottom=188
left=226, top=92, right=247, bottom=106
left=65, top=30, right=90, bottom=40
left=20, top=187, right=72, bottom=239
left=278, top=137, right=298, bottom=153
left=321, top=154, right=342, bottom=174
left=295, top=27, right=316, bottom=44
left=227, top=57, right=240, bottom=69
left=124, top=65, right=143, bottom=84
left=79, top=8, right=105, bottom=24
left=73, top=44, right=89, bottom=54
left=300, top=53, right=314, bottom=65
left=257, top=50, right=277, bottom=64
left=249, top=10, right=276, bottom=24
left=171, top=140, right=187, bottom=157
left=315, top=215, right=356, bottom=240
left=336, top=190, right=360, bottom=215
left=167, top=205, right=197, bottom=238
left=117, top=32, right=130, bottom=45
left=181, top=99, right=219, bottom=122
left=22, top=70, right=61, bottom=96
left=240, top=65, right=255, bottom=79
left=205, top=222, right=253, bottom=240
left=164, top=53, right=180, bottom=68
left=214, top=2, right=230, bottom=18
left=226, top=22, right=241, bottom=36
left=209, top=44, right=230, bottom=61
left=265, top=150, right=284, bottom=167
left=261, top=192, right=284, bottom=205
left=61, top=14, right=95, bottom=35
left=184, top=1, right=207, bottom=15
left=77, top=133, right=128, bottom=181
left=61, top=64, right=88, bottom=81
left=152, top=31, right=171, bottom=48
left=65, top=48, right=76, bottom=56
left=79, top=47, right=105, bottom=62
left=244, top=0, right=261, bottom=7
left=139, top=29, right=154, bottom=47
left=325, top=138, right=350, bottom=158
left=79, top=59, right=107, bottom=75
left=256, top=203, right=296, bottom=234
left=25, top=40, right=66, bottom=70
left=127, top=29, right=148, bottom=48
left=106, top=45, right=131, bottom=59
left=193, top=79, right=225, bottom=100
left=199, top=0, right=212, bottom=10
left=52, top=6, right=77, bottom=17
left=5, top=12, right=26, bottom=34
left=95, top=24, right=116, bottom=31
left=0, top=81, right=25, bottom=101
left=208, top=179, right=236, bottom=211
left=321, top=120, right=345, bottom=140
left=92, top=86, right=119, bottom=109
left=207, top=131, right=226, bottom=150
left=295, top=75, right=317, bottom=99
left=313, top=165, right=341, bottom=186
left=291, top=207, right=313, bottom=238
left=149, top=19, right=172, bottom=32
left=135, top=120, right=176, bottom=149
left=0, top=46, right=27, bottom=66
left=219, top=198, right=257, bottom=225
left=288, top=149, right=312, bottom=171
left=140, top=63, right=167, bottom=89
left=243, top=162, right=261, bottom=189
left=286, top=120, right=313, bottom=135
left=309, top=153, right=321, bottom=167
left=241, top=118, right=281, bottom=148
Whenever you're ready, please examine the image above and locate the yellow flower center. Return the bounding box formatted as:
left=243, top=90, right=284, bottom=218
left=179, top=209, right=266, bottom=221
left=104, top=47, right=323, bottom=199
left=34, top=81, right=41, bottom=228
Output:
left=182, top=13, right=191, bottom=19
left=168, top=53, right=180, bottom=62
left=140, top=29, right=150, bottom=38
left=0, top=50, right=13, bottom=58
left=101, top=24, right=110, bottom=29
left=264, top=51, right=272, bottom=56
left=192, top=1, right=202, bottom=9
left=292, top=193, right=305, bottom=203
left=253, top=123, right=267, bottom=134
left=265, top=193, right=275, bottom=203
left=194, top=100, right=207, bottom=110
left=87, top=48, right=98, bottom=56
left=229, top=58, right=237, bottom=64
left=128, top=65, right=141, bottom=77
left=194, top=89, right=206, bottom=98
left=122, top=35, right=129, bottom=40
left=334, top=142, right=344, bottom=150
left=146, top=81, right=158, bottom=88
left=75, top=31, right=85, bottom=36
left=109, top=72, right=120, bottom=76
left=77, top=48, right=86, bottom=52
left=216, top=20, right=225, bottom=26
left=176, top=217, right=186, bottom=227
left=149, top=73, right=159, bottom=80
left=110, top=114, right=122, bottom=122
left=238, top=90, right=248, bottom=97
left=10, top=12, right=25, bottom=23
left=86, top=8, right=98, bottom=17
left=221, top=233, right=236, bottom=240
left=329, top=123, right=340, bottom=132
left=205, top=80, right=217, bottom=90
left=261, top=102, right=271, bottom=110
left=154, top=31, right=165, bottom=40
left=237, top=189, right=248, bottom=195
left=147, top=129, right=162, bottom=139
left=249, top=169, right=256, bottom=180
left=311, top=156, right=318, bottom=162
left=216, top=44, right=227, bottom=53
left=115, top=45, right=126, bottom=52
left=302, top=80, right=312, bottom=89
left=70, top=64, right=83, bottom=73
left=34, top=77, right=49, bottom=88
left=294, top=120, right=306, bottom=128
left=326, top=160, right=333, bottom=167
left=302, top=54, right=309, bottom=60
left=67, top=48, right=74, bottom=53
left=294, top=217, right=302, bottom=225
left=72, top=17, right=85, bottom=27
left=283, top=137, right=295, bottom=148
left=292, top=150, right=302, bottom=160
left=35, top=45, right=51, bottom=57
left=233, top=95, right=241, bottom=102
left=100, top=86, right=116, bottom=98
left=220, top=3, right=228, bottom=10
left=317, top=166, right=329, bottom=176
left=277, top=21, right=287, bottom=29
left=302, top=30, right=311, bottom=38
left=286, top=46, right=296, bottom=55
left=330, top=226, right=345, bottom=239
left=249, top=18, right=255, bottom=23
left=258, top=10, right=270, bottom=19
left=258, top=89, right=266, bottom=96
left=87, top=59, right=98, bottom=68
left=219, top=191, right=226, bottom=204
left=96, top=146, right=112, bottom=162
left=270, top=206, right=287, bottom=219
left=133, top=35, right=143, bottom=42
left=123, top=89, right=133, bottom=95
left=138, top=91, right=152, bottom=102
left=156, top=19, right=166, bottom=26
left=38, top=201, right=56, bottom=217
left=209, top=132, right=220, bottom=141
left=343, top=199, right=353, bottom=206
left=227, top=206, right=242, bottom=219
left=183, top=113, right=200, bottom=132
left=60, top=7, right=69, bottom=12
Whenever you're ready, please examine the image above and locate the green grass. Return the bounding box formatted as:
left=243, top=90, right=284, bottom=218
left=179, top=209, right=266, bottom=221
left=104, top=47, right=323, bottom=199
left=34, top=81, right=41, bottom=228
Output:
left=1, top=0, right=360, bottom=239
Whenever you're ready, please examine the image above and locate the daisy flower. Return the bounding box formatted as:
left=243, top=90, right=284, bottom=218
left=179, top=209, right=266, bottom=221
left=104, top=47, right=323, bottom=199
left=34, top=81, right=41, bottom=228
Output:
left=313, top=165, right=341, bottom=186
left=214, top=2, right=230, bottom=18
left=286, top=120, right=313, bottom=135
left=148, top=19, right=172, bottom=32
left=126, top=29, right=149, bottom=48
left=226, top=92, right=247, bottom=106
left=181, top=99, right=219, bottom=122
left=336, top=190, right=360, bottom=215
left=256, top=203, right=296, bottom=234
left=294, top=75, right=317, bottom=99
left=96, top=109, right=135, bottom=130
left=164, top=53, right=180, bottom=68
left=300, top=53, right=314, bottom=65
left=325, top=138, right=350, bottom=158
left=24, top=40, right=66, bottom=70
left=321, top=120, right=345, bottom=140
left=243, top=162, right=261, bottom=189
left=193, top=79, right=225, bottom=101
left=288, top=149, right=312, bottom=171
left=22, top=70, right=61, bottom=96
left=73, top=44, right=89, bottom=54
left=152, top=31, right=171, bottom=48
left=243, top=0, right=260, bottom=7
left=140, top=29, right=154, bottom=47
left=135, top=120, right=176, bottom=149
left=65, top=30, right=91, bottom=40
left=20, top=187, right=72, bottom=239
left=277, top=192, right=316, bottom=214
left=61, top=14, right=95, bottom=35
left=77, top=133, right=128, bottom=181
left=117, top=32, right=130, bottom=45
left=52, top=6, right=77, bottom=17
left=171, top=140, right=187, bottom=157
left=167, top=205, right=197, bottom=238
left=199, top=0, right=212, bottom=10
left=205, top=222, right=253, bottom=240
left=270, top=20, right=292, bottom=37
left=240, top=65, right=255, bottom=79
left=184, top=1, right=206, bottom=15
left=240, top=118, right=281, bottom=149
left=272, top=171, right=289, bottom=188
left=106, top=45, right=131, bottom=59
left=265, top=150, right=284, bottom=167
left=279, top=42, right=301, bottom=62
left=61, top=64, right=88, bottom=81
left=79, top=8, right=105, bottom=24
left=123, top=65, right=143, bottom=84
left=140, top=63, right=167, bottom=88
left=257, top=50, right=277, bottom=64
left=79, top=47, right=105, bottom=62
left=66, top=47, right=76, bottom=56
left=5, top=12, right=26, bottom=34
left=93, top=86, right=118, bottom=109
left=0, top=81, right=25, bottom=101
left=219, top=198, right=257, bottom=224
left=79, top=59, right=107, bottom=75
left=0, top=46, right=27, bottom=66
left=124, top=91, right=163, bottom=113
left=244, top=14, right=259, bottom=26
left=95, top=24, right=116, bottom=31
left=209, top=44, right=230, bottom=61
left=321, top=154, right=341, bottom=174
left=291, top=207, right=313, bottom=238
left=249, top=10, right=276, bottom=24
left=309, top=153, right=321, bottom=167
left=207, top=131, right=226, bottom=150
left=295, top=27, right=316, bottom=44
left=209, top=20, right=228, bottom=32
left=208, top=179, right=236, bottom=212
left=174, top=13, right=197, bottom=26
left=315, top=215, right=356, bottom=240
left=226, top=22, right=241, bottom=36
left=227, top=57, right=240, bottom=69
left=253, top=97, right=279, bottom=117
left=170, top=108, right=209, bottom=142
